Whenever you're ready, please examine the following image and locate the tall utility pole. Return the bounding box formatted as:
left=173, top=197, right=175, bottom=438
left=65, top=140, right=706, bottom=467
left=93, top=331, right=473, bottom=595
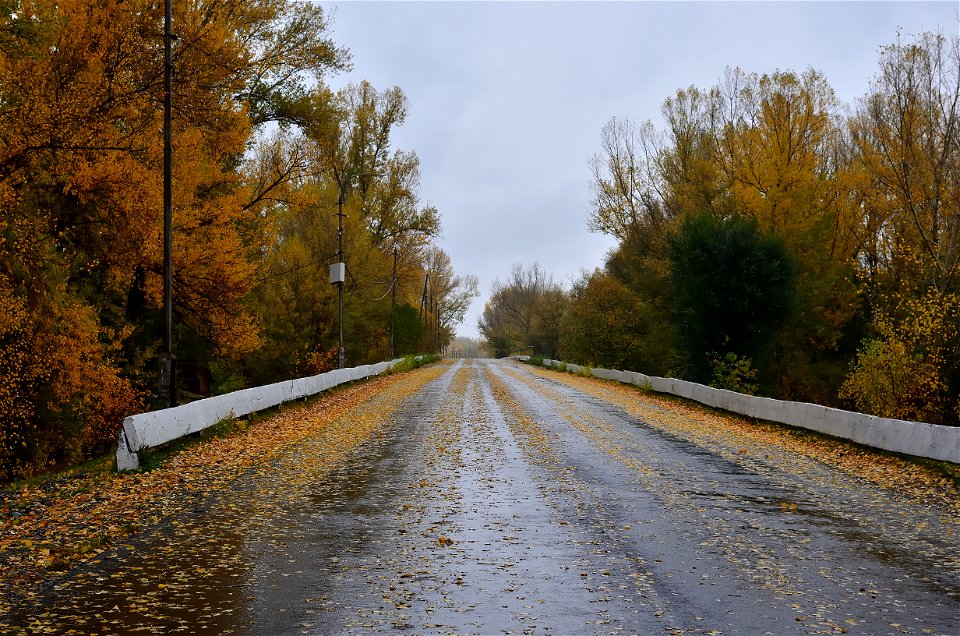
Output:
left=390, top=246, right=398, bottom=358
left=335, top=188, right=347, bottom=369
left=435, top=297, right=441, bottom=354
left=330, top=172, right=375, bottom=370
left=419, top=273, right=429, bottom=321
left=161, top=0, right=176, bottom=408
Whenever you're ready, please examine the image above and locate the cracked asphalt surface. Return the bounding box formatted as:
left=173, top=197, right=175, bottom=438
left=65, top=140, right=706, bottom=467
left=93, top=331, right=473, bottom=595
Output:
left=10, top=359, right=960, bottom=634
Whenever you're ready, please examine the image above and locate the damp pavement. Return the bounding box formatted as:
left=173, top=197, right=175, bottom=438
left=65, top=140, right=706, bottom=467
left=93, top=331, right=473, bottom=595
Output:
left=8, top=359, right=960, bottom=635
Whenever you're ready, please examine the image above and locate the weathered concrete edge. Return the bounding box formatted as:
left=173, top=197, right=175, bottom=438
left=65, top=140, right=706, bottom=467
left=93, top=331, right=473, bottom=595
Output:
left=116, top=359, right=404, bottom=471
left=517, top=357, right=960, bottom=465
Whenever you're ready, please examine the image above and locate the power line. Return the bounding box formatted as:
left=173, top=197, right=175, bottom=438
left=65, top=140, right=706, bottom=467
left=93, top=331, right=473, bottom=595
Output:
left=256, top=251, right=340, bottom=282
left=364, top=277, right=396, bottom=302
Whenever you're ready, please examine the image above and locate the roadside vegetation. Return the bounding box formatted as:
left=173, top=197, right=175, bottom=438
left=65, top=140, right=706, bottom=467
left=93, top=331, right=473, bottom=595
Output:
left=0, top=2, right=477, bottom=481
left=0, top=364, right=447, bottom=618
left=481, top=32, right=959, bottom=428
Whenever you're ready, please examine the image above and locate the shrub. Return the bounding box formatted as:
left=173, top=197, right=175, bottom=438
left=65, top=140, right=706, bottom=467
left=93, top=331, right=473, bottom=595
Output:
left=709, top=352, right=759, bottom=395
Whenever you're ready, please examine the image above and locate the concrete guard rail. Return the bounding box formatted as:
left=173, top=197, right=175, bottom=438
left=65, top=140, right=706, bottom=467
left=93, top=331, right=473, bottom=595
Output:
left=517, top=357, right=960, bottom=465
left=117, top=359, right=405, bottom=471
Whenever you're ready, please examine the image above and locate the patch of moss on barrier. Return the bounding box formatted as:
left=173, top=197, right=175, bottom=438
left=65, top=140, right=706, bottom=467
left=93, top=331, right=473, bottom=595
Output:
left=199, top=413, right=248, bottom=442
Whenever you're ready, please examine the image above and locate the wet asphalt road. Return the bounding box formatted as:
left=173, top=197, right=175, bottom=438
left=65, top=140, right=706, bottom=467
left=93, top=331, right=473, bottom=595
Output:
left=11, top=359, right=960, bottom=635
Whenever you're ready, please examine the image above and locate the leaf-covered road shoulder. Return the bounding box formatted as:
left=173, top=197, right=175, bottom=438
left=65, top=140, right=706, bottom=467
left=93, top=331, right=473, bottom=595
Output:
left=0, top=365, right=447, bottom=619
left=520, top=363, right=960, bottom=515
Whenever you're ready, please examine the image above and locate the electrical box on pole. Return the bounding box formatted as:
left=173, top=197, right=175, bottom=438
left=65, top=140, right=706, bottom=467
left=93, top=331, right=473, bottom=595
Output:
left=329, top=263, right=346, bottom=284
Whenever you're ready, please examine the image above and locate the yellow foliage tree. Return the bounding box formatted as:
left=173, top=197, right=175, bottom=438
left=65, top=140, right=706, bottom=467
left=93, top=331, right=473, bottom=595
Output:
left=841, top=292, right=958, bottom=423
left=715, top=69, right=861, bottom=358
left=0, top=0, right=348, bottom=478
left=844, top=33, right=960, bottom=423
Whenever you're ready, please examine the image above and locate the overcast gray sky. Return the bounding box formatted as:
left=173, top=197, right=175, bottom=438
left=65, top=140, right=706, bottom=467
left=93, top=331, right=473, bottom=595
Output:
left=319, top=1, right=958, bottom=339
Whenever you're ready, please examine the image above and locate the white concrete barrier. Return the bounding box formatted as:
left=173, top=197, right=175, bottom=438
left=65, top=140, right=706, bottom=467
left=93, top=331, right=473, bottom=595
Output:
left=525, top=358, right=959, bottom=465
left=117, top=359, right=407, bottom=471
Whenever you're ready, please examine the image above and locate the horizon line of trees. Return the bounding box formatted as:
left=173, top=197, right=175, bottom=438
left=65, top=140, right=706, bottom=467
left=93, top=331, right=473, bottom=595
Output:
left=480, top=31, right=959, bottom=427
left=0, top=0, right=476, bottom=481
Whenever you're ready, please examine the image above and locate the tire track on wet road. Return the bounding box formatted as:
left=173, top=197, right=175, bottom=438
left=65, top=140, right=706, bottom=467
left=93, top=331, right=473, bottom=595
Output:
left=491, top=361, right=960, bottom=636
left=6, top=358, right=958, bottom=635
left=294, top=358, right=663, bottom=635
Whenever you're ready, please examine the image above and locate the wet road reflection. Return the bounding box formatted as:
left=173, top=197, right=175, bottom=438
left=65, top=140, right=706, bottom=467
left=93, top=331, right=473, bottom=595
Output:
left=9, top=359, right=959, bottom=635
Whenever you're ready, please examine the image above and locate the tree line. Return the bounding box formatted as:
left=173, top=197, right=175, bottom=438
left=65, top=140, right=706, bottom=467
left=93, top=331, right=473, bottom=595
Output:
left=480, top=32, right=959, bottom=427
left=0, top=0, right=476, bottom=480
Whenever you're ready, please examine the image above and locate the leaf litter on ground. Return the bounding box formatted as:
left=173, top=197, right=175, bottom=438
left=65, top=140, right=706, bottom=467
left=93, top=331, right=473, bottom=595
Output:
left=0, top=364, right=446, bottom=620
left=521, top=363, right=960, bottom=515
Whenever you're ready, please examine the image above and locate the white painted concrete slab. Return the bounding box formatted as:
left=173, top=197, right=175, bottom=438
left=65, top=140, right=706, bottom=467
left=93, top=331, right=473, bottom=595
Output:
left=527, top=358, right=959, bottom=464
left=117, top=358, right=405, bottom=471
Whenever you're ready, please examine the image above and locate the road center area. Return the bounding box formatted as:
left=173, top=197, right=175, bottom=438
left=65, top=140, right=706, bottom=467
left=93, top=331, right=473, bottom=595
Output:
left=3, top=359, right=958, bottom=635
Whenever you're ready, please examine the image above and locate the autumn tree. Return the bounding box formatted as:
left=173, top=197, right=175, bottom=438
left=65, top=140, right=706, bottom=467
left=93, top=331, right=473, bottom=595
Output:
left=559, top=269, right=679, bottom=374
left=668, top=213, right=796, bottom=384
left=243, top=81, right=444, bottom=381
left=0, top=0, right=349, bottom=478
left=588, top=117, right=672, bottom=241
left=575, top=63, right=866, bottom=402
left=707, top=68, right=862, bottom=398
left=582, top=107, right=724, bottom=379
left=843, top=32, right=960, bottom=423
left=421, top=248, right=479, bottom=354
left=478, top=264, right=567, bottom=358
left=840, top=291, right=958, bottom=423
